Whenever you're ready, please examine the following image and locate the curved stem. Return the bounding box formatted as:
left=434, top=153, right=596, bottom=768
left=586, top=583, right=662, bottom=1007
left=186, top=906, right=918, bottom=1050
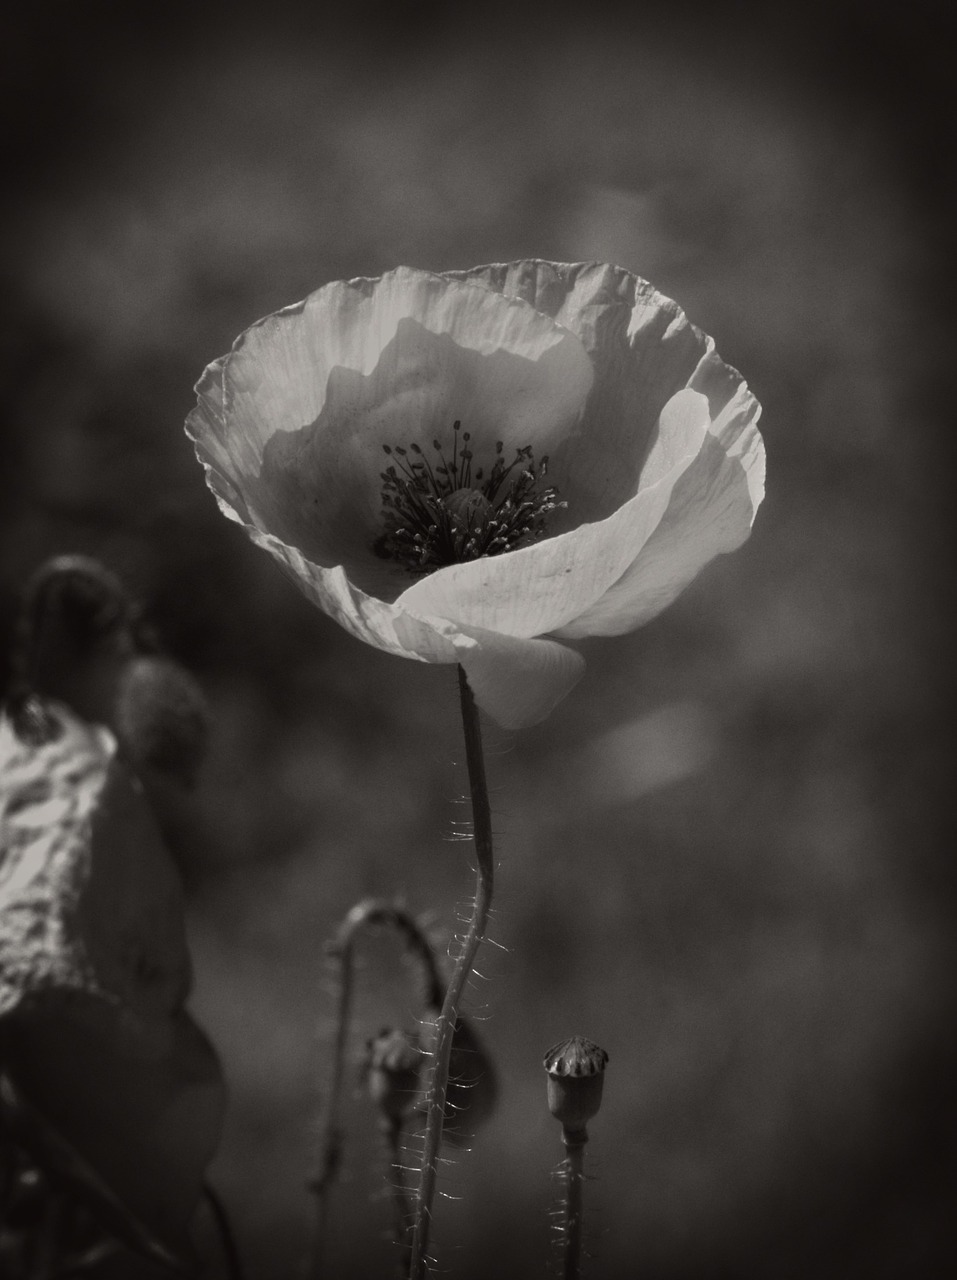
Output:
left=408, top=666, right=495, bottom=1280
left=562, top=1130, right=587, bottom=1280
left=308, top=899, right=441, bottom=1278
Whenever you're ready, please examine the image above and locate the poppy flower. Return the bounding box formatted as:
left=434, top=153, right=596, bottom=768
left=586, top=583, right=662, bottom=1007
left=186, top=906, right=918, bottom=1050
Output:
left=186, top=261, right=764, bottom=727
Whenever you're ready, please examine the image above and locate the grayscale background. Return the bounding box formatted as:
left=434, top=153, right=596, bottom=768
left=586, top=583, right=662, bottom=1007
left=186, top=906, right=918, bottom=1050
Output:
left=1, top=2, right=954, bottom=1277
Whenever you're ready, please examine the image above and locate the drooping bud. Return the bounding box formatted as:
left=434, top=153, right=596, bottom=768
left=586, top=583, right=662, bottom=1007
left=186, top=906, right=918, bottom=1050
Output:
left=543, top=1036, right=609, bottom=1135
left=364, top=1028, right=422, bottom=1126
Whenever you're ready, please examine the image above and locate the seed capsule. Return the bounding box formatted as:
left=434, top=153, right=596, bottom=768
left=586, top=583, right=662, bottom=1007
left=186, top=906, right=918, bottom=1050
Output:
left=543, top=1036, right=609, bottom=1133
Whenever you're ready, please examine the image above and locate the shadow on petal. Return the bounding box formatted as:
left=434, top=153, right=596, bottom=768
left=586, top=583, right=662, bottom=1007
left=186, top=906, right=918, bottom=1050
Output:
left=236, top=314, right=591, bottom=601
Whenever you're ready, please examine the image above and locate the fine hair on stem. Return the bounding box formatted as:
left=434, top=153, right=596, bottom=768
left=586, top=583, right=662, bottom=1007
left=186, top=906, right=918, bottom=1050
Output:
left=407, top=665, right=495, bottom=1279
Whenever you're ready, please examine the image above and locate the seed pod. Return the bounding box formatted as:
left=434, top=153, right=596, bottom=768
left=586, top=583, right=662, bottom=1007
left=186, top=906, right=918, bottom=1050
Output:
left=543, top=1036, right=609, bottom=1134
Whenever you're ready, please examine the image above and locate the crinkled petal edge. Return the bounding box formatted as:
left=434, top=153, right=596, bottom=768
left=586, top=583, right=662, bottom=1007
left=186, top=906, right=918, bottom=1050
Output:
left=207, top=512, right=585, bottom=728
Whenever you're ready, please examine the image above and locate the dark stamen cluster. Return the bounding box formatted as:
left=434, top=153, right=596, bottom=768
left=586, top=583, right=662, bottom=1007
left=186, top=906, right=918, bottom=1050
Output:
left=375, top=421, right=565, bottom=575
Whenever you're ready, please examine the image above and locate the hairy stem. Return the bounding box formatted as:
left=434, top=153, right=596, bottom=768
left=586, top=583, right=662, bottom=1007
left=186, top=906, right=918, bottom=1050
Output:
left=384, top=1119, right=413, bottom=1276
left=562, top=1130, right=587, bottom=1280
left=309, top=899, right=441, bottom=1277
left=408, top=666, right=495, bottom=1279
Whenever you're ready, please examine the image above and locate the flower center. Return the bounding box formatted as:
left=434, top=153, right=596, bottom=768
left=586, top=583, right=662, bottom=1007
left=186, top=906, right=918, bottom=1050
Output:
left=374, top=421, right=565, bottom=575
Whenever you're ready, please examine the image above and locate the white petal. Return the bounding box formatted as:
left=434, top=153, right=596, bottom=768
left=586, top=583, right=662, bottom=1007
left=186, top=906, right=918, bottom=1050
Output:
left=242, top=532, right=451, bottom=660
left=443, top=261, right=713, bottom=526
left=453, top=629, right=585, bottom=729
left=224, top=268, right=592, bottom=471
left=239, top=532, right=584, bottom=727
left=555, top=383, right=764, bottom=638
left=191, top=268, right=592, bottom=600
left=391, top=611, right=585, bottom=728
left=187, top=358, right=259, bottom=528
left=394, top=389, right=710, bottom=638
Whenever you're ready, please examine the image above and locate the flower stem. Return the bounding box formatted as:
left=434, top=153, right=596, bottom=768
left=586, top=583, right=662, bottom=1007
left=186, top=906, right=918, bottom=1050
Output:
left=308, top=899, right=441, bottom=1278
left=562, top=1129, right=587, bottom=1280
left=308, top=916, right=358, bottom=1279
left=408, top=666, right=495, bottom=1280
left=383, top=1118, right=413, bottom=1275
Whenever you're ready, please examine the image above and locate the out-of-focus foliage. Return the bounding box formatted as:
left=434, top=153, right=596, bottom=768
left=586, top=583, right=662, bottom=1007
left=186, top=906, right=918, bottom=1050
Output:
left=0, top=558, right=224, bottom=1270
left=0, top=702, right=224, bottom=1266
left=1, top=2, right=954, bottom=1278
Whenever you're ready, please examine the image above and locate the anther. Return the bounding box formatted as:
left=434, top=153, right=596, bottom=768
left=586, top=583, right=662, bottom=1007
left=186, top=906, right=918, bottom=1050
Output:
left=375, top=420, right=566, bottom=574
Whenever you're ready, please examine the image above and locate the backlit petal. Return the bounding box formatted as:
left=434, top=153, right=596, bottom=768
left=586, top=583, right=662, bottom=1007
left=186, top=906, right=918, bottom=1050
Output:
left=187, top=356, right=258, bottom=527
left=443, top=261, right=714, bottom=526
left=394, top=389, right=710, bottom=638
left=238, top=531, right=584, bottom=728
left=452, top=629, right=585, bottom=729
left=188, top=268, right=592, bottom=600
left=555, top=379, right=764, bottom=638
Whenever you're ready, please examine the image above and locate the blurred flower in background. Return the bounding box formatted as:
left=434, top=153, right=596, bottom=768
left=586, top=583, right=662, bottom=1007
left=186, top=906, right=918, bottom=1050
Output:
left=0, top=557, right=224, bottom=1269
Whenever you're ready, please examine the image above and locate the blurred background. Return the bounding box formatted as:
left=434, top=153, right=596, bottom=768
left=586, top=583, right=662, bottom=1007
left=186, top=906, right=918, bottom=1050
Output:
left=1, top=1, right=955, bottom=1277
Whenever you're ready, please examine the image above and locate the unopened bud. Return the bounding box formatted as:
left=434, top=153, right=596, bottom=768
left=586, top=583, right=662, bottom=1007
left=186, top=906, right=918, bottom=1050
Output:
left=12, top=556, right=136, bottom=727
left=543, top=1036, right=608, bottom=1134
left=365, top=1028, right=422, bottom=1125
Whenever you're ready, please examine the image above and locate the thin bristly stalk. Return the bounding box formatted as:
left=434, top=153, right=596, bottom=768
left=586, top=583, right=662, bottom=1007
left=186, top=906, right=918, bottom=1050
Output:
left=309, top=899, right=441, bottom=1277
left=383, top=1118, right=413, bottom=1276
left=543, top=1036, right=608, bottom=1280
left=307, top=919, right=356, bottom=1280
left=562, top=1132, right=587, bottom=1280
left=408, top=665, right=495, bottom=1280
